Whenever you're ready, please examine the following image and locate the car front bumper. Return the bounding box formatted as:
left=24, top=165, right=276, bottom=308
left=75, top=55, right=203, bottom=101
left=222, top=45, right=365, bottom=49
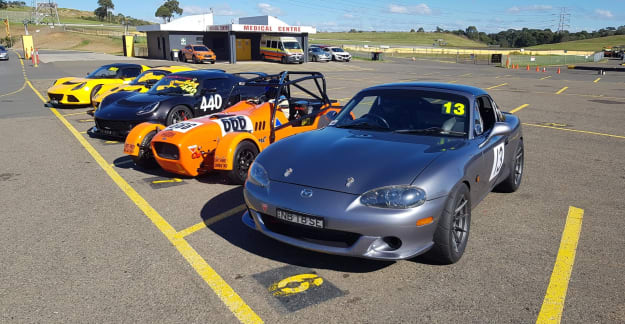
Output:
left=243, top=180, right=447, bottom=260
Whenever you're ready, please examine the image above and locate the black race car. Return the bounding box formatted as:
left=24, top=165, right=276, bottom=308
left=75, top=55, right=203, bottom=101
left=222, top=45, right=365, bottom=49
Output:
left=92, top=70, right=267, bottom=138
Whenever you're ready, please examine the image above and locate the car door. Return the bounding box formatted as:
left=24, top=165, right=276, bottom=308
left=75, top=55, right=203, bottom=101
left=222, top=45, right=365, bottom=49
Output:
left=194, top=77, right=230, bottom=116
left=474, top=96, right=506, bottom=197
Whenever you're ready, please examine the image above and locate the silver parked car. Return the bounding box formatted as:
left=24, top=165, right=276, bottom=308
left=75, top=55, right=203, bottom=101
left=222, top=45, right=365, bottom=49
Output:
left=0, top=46, right=8, bottom=61
left=309, top=47, right=331, bottom=62
left=243, top=83, right=523, bottom=264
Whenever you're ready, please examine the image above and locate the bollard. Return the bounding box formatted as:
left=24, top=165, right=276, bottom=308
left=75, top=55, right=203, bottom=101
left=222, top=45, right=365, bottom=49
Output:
left=35, top=48, right=39, bottom=67
left=542, top=67, right=546, bottom=72
left=557, top=67, right=561, bottom=74
left=526, top=65, right=530, bottom=71
left=536, top=66, right=540, bottom=72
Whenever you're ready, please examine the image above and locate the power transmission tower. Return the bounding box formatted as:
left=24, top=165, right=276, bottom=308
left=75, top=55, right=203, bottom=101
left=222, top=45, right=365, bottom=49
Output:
left=557, top=7, right=570, bottom=33
left=31, top=0, right=61, bottom=25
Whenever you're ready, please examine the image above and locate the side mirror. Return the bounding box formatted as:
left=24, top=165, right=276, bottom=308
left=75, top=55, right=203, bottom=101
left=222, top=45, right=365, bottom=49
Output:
left=479, top=122, right=513, bottom=148
left=145, top=79, right=158, bottom=88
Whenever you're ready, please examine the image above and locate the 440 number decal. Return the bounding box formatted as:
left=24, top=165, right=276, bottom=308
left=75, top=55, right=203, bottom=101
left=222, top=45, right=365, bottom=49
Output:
left=200, top=94, right=223, bottom=112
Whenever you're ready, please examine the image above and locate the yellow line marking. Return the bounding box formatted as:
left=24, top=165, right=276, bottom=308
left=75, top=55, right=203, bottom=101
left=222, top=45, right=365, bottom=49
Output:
left=510, top=104, right=529, bottom=114
left=555, top=86, right=568, bottom=94
left=26, top=81, right=263, bottom=324
left=459, top=73, right=472, bottom=77
left=540, top=76, right=552, bottom=80
left=151, top=178, right=183, bottom=184
left=104, top=140, right=120, bottom=144
left=63, top=111, right=88, bottom=117
left=593, top=78, right=600, bottom=83
left=536, top=206, right=584, bottom=324
left=77, top=118, right=94, bottom=122
left=447, top=80, right=458, bottom=83
left=522, top=123, right=625, bottom=139
left=79, top=131, right=87, bottom=134
left=486, top=83, right=508, bottom=90
left=0, top=81, right=27, bottom=98
left=175, top=204, right=247, bottom=238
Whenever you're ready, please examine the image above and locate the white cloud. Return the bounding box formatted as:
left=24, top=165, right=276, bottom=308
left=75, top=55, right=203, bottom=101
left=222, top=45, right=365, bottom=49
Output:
left=507, top=5, right=553, bottom=13
left=182, top=5, right=244, bottom=16
left=388, top=4, right=432, bottom=15
left=343, top=13, right=355, bottom=19
left=595, top=9, right=613, bottom=18
left=257, top=3, right=283, bottom=16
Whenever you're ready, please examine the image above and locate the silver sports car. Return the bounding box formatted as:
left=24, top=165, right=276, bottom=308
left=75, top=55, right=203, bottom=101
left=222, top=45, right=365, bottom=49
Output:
left=242, top=83, right=523, bottom=264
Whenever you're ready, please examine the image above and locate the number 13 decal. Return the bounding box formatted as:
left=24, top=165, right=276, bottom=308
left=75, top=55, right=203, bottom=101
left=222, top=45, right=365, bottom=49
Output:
left=489, top=142, right=505, bottom=181
left=200, top=94, right=223, bottom=112
left=443, top=101, right=465, bottom=116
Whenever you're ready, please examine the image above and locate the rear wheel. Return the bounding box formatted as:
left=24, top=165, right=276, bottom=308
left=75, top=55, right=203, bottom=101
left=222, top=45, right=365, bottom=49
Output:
left=226, top=141, right=259, bottom=185
left=131, top=130, right=158, bottom=168
left=281, top=56, right=287, bottom=64
left=495, top=140, right=524, bottom=193
left=166, top=106, right=192, bottom=125
left=427, top=183, right=471, bottom=264
left=192, top=55, right=199, bottom=64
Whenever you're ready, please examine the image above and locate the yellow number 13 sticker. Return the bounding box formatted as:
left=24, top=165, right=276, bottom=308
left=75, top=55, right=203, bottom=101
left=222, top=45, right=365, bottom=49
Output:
left=443, top=101, right=465, bottom=116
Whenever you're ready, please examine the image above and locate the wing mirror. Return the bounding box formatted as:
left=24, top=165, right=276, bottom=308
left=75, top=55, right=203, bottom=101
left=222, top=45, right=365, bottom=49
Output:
left=479, top=122, right=513, bottom=148
left=144, top=79, right=158, bottom=88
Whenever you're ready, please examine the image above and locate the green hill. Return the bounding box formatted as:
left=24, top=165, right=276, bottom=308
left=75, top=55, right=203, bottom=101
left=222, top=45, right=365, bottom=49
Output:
left=528, top=35, right=625, bottom=51
left=310, top=32, right=486, bottom=48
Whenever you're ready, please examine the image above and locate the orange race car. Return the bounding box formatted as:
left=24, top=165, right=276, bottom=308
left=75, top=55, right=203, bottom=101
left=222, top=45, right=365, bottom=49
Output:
left=123, top=71, right=343, bottom=184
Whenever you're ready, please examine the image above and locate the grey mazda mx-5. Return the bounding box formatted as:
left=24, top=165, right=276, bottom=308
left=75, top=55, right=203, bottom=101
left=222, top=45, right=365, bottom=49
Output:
left=242, top=83, right=523, bottom=264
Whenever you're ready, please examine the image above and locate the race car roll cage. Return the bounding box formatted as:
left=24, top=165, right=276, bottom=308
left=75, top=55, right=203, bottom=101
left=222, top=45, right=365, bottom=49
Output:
left=240, top=71, right=334, bottom=143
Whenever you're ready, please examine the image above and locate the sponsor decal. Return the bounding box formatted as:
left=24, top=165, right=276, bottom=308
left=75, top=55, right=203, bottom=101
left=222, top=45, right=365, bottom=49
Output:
left=489, top=142, right=505, bottom=181
left=213, top=116, right=253, bottom=136
left=200, top=94, right=223, bottom=112
left=164, top=121, right=202, bottom=133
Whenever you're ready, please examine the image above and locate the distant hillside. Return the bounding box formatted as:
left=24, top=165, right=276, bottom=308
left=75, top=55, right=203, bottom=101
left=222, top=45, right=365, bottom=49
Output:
left=310, top=32, right=486, bottom=48
left=528, top=35, right=625, bottom=51
left=1, top=6, right=150, bottom=25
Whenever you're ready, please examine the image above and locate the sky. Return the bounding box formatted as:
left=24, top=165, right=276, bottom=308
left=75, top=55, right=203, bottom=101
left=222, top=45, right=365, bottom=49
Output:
left=57, top=0, right=625, bottom=33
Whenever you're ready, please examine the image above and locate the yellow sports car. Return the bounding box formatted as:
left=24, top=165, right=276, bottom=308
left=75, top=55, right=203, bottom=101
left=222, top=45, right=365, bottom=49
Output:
left=92, top=65, right=195, bottom=109
left=47, top=63, right=150, bottom=106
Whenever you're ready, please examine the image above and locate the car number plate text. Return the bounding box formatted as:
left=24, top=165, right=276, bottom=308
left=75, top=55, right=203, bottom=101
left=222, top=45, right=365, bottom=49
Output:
left=276, top=209, right=324, bottom=229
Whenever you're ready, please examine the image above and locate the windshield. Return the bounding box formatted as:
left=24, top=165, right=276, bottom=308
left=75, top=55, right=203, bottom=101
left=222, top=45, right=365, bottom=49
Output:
left=332, top=89, right=469, bottom=137
left=130, top=70, right=168, bottom=85
left=86, top=66, right=121, bottom=79
left=0, top=46, right=5, bottom=51
left=310, top=47, right=323, bottom=53
left=283, top=42, right=301, bottom=50
left=331, top=48, right=344, bottom=52
left=147, top=75, right=199, bottom=96
left=193, top=46, right=210, bottom=52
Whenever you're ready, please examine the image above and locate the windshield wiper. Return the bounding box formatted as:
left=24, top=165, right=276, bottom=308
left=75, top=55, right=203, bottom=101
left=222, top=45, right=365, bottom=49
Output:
left=335, top=121, right=390, bottom=130
left=394, top=127, right=466, bottom=136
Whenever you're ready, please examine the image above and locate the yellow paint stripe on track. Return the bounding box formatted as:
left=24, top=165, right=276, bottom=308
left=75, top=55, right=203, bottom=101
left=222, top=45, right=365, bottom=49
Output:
left=555, top=87, right=568, bottom=94
left=486, top=83, right=508, bottom=90
left=152, top=178, right=182, bottom=184
left=63, top=111, right=89, bottom=117
left=0, top=81, right=27, bottom=98
left=536, top=206, right=584, bottom=324
left=522, top=123, right=625, bottom=139
left=593, top=78, right=600, bottom=83
left=26, top=81, right=263, bottom=324
left=540, top=76, right=552, bottom=80
left=509, top=104, right=529, bottom=114
left=176, top=204, right=247, bottom=239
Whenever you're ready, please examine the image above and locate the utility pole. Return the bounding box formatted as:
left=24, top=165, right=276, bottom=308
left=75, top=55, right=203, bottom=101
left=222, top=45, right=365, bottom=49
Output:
left=557, top=7, right=571, bottom=34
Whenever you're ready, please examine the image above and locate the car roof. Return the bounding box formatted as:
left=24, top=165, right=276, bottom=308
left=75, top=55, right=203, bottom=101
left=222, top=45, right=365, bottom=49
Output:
left=168, top=69, right=229, bottom=79
left=362, top=82, right=488, bottom=97
left=102, top=63, right=144, bottom=69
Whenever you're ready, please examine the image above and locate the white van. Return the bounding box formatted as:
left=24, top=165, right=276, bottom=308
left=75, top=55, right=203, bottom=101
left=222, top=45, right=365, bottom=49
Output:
left=260, top=35, right=304, bottom=64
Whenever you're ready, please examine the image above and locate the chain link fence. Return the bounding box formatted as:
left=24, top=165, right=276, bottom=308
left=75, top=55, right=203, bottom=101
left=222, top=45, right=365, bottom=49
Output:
left=502, top=52, right=603, bottom=67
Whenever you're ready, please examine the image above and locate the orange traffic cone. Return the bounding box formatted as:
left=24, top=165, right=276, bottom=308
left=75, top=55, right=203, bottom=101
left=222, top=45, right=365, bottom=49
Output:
left=536, top=66, right=540, bottom=72
left=557, top=67, right=561, bottom=74
left=542, top=67, right=546, bottom=72
left=526, top=65, right=530, bottom=71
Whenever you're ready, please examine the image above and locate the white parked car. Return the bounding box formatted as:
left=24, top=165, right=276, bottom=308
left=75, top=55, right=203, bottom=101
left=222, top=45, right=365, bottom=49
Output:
left=323, top=47, right=352, bottom=62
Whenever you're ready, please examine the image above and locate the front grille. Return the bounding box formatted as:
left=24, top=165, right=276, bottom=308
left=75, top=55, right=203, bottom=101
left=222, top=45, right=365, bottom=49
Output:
left=259, top=212, right=361, bottom=248
left=49, top=93, right=63, bottom=101
left=94, top=118, right=137, bottom=132
left=153, top=142, right=179, bottom=160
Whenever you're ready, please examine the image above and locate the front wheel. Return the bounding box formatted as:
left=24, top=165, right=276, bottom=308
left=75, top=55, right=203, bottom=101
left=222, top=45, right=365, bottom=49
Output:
left=281, top=56, right=287, bottom=64
left=427, top=183, right=471, bottom=264
left=226, top=141, right=259, bottom=185
left=166, top=106, right=192, bottom=125
left=192, top=55, right=198, bottom=64
left=131, top=130, right=158, bottom=168
left=495, top=141, right=524, bottom=193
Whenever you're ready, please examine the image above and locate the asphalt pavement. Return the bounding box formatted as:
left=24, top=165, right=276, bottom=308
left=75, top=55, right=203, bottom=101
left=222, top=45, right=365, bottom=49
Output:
left=1, top=51, right=624, bottom=323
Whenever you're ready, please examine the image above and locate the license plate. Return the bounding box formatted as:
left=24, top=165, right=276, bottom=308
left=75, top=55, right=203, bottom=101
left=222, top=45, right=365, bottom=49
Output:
left=50, top=100, right=59, bottom=105
left=276, top=209, right=324, bottom=229
left=101, top=129, right=115, bottom=136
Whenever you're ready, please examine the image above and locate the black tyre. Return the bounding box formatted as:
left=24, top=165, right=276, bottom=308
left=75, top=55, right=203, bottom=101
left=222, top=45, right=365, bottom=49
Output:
left=192, top=55, right=198, bottom=64
left=166, top=106, right=192, bottom=125
left=312, top=55, right=317, bottom=62
left=260, top=54, right=265, bottom=61
left=495, top=141, right=524, bottom=193
left=427, top=183, right=471, bottom=264
left=281, top=56, right=287, bottom=64
left=226, top=141, right=259, bottom=185
left=210, top=60, right=216, bottom=64
left=90, top=84, right=102, bottom=105
left=131, top=130, right=158, bottom=168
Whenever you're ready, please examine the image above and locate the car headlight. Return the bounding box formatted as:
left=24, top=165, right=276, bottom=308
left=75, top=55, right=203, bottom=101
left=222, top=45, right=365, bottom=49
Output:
left=360, top=185, right=426, bottom=209
left=248, top=162, right=269, bottom=187
left=136, top=101, right=160, bottom=116
left=72, top=82, right=86, bottom=90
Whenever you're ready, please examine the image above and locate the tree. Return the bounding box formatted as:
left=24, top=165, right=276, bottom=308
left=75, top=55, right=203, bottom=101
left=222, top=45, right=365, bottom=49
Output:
left=155, top=0, right=182, bottom=23
left=95, top=0, right=114, bottom=22
left=410, top=28, right=415, bottom=32
left=417, top=27, right=424, bottom=32
left=465, top=26, right=478, bottom=40
left=94, top=6, right=107, bottom=21
left=0, top=1, right=6, bottom=9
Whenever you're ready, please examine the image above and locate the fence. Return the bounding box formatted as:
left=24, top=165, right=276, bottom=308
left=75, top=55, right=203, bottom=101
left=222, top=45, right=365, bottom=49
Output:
left=502, top=52, right=602, bottom=67
left=350, top=48, right=497, bottom=65
left=0, top=10, right=30, bottom=23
